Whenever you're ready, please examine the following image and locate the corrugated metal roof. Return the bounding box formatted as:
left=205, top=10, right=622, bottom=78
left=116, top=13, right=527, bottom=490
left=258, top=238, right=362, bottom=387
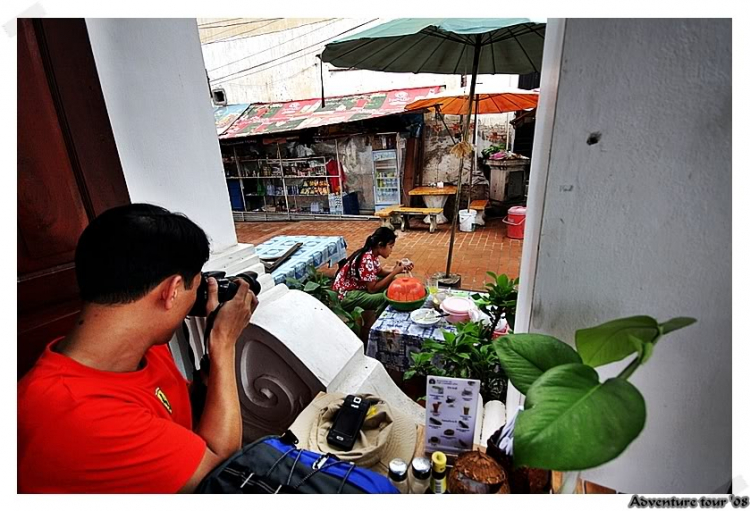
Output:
left=217, top=86, right=441, bottom=139
left=214, top=104, right=251, bottom=135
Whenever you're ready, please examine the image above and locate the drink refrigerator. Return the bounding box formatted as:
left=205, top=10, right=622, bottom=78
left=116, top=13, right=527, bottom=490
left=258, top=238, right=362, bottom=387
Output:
left=372, top=148, right=400, bottom=211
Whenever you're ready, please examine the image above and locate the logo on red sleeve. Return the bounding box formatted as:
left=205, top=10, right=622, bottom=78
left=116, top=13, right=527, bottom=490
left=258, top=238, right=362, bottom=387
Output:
left=154, top=387, right=172, bottom=414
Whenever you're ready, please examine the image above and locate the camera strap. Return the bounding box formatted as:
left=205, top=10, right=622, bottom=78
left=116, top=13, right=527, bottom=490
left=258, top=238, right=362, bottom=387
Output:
left=199, top=301, right=227, bottom=371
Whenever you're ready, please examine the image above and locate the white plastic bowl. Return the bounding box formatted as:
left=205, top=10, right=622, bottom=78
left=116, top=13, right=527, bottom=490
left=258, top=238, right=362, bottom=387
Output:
left=441, top=296, right=475, bottom=314
left=410, top=308, right=442, bottom=326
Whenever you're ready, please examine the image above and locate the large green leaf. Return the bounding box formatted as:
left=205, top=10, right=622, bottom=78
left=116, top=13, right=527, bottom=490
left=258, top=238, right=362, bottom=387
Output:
left=629, top=335, right=655, bottom=365
left=514, top=363, right=646, bottom=471
left=304, top=281, right=321, bottom=293
left=443, top=332, right=457, bottom=344
left=325, top=289, right=339, bottom=304
left=497, top=273, right=509, bottom=289
left=494, top=334, right=582, bottom=395
left=659, top=317, right=697, bottom=335
left=575, top=316, right=659, bottom=367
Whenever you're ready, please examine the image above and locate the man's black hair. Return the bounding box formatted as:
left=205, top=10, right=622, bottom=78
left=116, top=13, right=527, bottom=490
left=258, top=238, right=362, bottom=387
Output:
left=75, top=203, right=210, bottom=304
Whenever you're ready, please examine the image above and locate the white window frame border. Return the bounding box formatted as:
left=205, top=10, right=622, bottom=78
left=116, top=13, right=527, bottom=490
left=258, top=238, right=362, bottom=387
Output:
left=505, top=18, right=567, bottom=420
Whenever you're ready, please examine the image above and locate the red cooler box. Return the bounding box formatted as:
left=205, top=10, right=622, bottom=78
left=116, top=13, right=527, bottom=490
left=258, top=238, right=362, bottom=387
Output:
left=503, top=206, right=527, bottom=239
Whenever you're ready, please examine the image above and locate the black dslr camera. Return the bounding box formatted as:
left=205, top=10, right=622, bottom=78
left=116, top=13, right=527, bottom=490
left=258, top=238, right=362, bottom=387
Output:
left=189, top=270, right=261, bottom=317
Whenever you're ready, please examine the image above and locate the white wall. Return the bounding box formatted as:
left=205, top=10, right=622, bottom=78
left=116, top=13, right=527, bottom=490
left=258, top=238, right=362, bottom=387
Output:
left=202, top=18, right=385, bottom=103
left=86, top=19, right=238, bottom=252
left=201, top=18, right=519, bottom=104
left=525, top=19, right=731, bottom=493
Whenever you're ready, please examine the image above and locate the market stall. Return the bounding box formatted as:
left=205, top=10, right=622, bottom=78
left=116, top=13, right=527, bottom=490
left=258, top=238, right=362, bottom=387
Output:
left=215, top=87, right=441, bottom=221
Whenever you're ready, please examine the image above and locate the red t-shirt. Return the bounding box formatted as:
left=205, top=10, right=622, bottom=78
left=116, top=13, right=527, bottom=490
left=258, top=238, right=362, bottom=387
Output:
left=17, top=339, right=206, bottom=493
left=332, top=250, right=381, bottom=299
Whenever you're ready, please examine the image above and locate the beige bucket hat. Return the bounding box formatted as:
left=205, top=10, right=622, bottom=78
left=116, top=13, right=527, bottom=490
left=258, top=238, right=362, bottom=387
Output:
left=288, top=392, right=419, bottom=476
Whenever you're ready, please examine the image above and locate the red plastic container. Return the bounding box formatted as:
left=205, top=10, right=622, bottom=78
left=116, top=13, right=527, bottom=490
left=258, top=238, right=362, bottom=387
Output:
left=503, top=206, right=527, bottom=239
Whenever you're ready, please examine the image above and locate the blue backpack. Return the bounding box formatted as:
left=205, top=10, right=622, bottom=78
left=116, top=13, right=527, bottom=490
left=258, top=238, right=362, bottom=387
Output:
left=196, top=431, right=399, bottom=494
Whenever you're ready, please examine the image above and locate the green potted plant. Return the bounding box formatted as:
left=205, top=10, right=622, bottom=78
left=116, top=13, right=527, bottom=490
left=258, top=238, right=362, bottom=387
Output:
left=405, top=321, right=508, bottom=402
left=286, top=265, right=365, bottom=335
left=492, top=315, right=696, bottom=490
left=404, top=272, right=519, bottom=402
left=472, top=272, right=518, bottom=333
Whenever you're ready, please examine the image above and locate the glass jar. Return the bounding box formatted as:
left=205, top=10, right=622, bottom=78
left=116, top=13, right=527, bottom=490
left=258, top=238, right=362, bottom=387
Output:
left=409, top=457, right=431, bottom=494
left=388, top=458, right=409, bottom=494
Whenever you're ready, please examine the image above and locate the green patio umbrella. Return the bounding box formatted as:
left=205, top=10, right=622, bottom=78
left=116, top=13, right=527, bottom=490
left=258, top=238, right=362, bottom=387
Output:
left=322, top=18, right=545, bottom=284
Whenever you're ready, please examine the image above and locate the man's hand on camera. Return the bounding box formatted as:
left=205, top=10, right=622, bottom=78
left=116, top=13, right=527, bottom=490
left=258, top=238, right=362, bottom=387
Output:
left=205, top=277, right=257, bottom=353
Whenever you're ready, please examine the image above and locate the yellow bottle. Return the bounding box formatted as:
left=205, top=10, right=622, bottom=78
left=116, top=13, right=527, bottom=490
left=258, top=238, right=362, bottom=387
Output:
left=429, top=451, right=447, bottom=494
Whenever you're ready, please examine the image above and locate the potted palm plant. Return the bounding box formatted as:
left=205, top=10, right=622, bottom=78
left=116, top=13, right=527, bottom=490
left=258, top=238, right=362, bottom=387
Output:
left=492, top=315, right=696, bottom=492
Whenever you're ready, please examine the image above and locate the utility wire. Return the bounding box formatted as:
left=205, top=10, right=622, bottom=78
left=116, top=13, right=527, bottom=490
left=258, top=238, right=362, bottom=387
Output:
left=202, top=18, right=336, bottom=45
left=211, top=48, right=322, bottom=86
left=209, top=19, right=379, bottom=84
left=204, top=18, right=282, bottom=44
left=207, top=19, right=282, bottom=43
left=231, top=65, right=316, bottom=88
left=206, top=19, right=340, bottom=73
left=197, top=18, right=243, bottom=28
left=197, top=19, right=272, bottom=29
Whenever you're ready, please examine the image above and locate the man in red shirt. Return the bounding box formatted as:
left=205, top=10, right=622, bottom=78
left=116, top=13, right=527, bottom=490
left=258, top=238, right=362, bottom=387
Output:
left=18, top=204, right=257, bottom=493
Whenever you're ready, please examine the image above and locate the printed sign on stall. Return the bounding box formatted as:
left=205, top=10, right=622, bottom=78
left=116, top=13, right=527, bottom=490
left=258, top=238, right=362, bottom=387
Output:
left=424, top=375, right=480, bottom=456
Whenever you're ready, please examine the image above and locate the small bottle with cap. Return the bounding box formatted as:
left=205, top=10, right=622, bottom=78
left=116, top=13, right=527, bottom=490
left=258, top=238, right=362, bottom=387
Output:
left=408, top=457, right=431, bottom=494
left=387, top=458, right=409, bottom=494
left=429, top=451, right=448, bottom=494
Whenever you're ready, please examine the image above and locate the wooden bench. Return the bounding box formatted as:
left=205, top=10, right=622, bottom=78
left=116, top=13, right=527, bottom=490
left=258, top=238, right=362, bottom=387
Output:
left=469, top=199, right=489, bottom=211
left=392, top=207, right=444, bottom=233
left=374, top=205, right=402, bottom=230
left=469, top=199, right=489, bottom=226
left=376, top=205, right=445, bottom=233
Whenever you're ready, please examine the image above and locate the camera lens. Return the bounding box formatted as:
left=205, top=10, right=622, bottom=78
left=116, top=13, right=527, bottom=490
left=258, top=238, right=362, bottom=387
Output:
left=233, top=272, right=262, bottom=296
left=187, top=271, right=261, bottom=317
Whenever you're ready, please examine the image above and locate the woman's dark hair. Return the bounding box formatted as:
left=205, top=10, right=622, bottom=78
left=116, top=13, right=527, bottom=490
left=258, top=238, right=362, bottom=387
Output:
left=339, top=227, right=397, bottom=280
left=75, top=203, right=210, bottom=304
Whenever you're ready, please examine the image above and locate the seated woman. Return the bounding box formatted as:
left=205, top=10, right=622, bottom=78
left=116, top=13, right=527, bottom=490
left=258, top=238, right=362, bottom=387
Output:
left=333, top=227, right=414, bottom=338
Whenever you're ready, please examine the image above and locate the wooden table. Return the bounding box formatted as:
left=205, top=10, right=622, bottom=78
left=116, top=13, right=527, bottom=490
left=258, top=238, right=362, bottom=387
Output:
left=409, top=186, right=458, bottom=224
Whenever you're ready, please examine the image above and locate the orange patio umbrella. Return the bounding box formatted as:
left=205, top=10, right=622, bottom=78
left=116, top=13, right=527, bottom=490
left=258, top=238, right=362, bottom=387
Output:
left=405, top=86, right=539, bottom=115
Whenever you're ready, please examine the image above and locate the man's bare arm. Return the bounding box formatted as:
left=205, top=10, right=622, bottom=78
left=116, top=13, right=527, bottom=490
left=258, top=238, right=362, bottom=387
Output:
left=179, top=278, right=257, bottom=492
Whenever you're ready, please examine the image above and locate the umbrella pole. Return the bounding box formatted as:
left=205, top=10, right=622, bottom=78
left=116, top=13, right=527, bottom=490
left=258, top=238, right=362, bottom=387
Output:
left=468, top=95, right=479, bottom=207
left=317, top=54, right=326, bottom=108
left=445, top=35, right=482, bottom=278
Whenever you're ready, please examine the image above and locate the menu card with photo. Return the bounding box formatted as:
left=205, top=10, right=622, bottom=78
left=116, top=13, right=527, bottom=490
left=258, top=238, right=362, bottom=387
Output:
left=424, top=375, right=480, bottom=456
